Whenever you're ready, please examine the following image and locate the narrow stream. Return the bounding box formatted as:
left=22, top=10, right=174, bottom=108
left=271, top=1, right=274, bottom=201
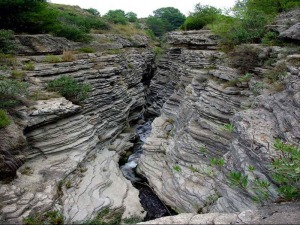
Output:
left=119, top=117, right=175, bottom=221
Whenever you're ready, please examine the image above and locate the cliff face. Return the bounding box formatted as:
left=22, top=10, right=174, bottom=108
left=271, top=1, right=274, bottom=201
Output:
left=0, top=34, right=154, bottom=223
left=138, top=29, right=300, bottom=214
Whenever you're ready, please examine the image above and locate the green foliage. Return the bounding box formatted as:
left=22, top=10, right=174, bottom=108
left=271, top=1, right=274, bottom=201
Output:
left=182, top=4, right=221, bottom=30
left=84, top=208, right=122, bottom=225
left=153, top=7, right=185, bottom=31
left=146, top=7, right=185, bottom=37
left=210, top=158, right=225, bottom=167
left=173, top=165, right=182, bottom=172
left=262, top=31, right=281, bottom=46
left=22, top=62, right=35, bottom=71
left=23, top=210, right=64, bottom=225
left=11, top=70, right=26, bottom=80
left=104, top=10, right=128, bottom=25
left=223, top=73, right=252, bottom=88
left=222, top=123, right=234, bottom=132
left=228, top=171, right=248, bottom=189
left=126, top=12, right=138, bottom=23
left=86, top=8, right=100, bottom=16
left=188, top=165, right=199, bottom=173
left=263, top=62, right=287, bottom=83
left=0, top=1, right=109, bottom=42
left=123, top=216, right=143, bottom=224
left=0, top=54, right=17, bottom=67
left=44, top=55, right=62, bottom=63
left=270, top=139, right=300, bottom=200
left=0, top=0, right=48, bottom=33
left=251, top=82, right=264, bottom=95
left=0, top=29, right=15, bottom=54
left=47, top=76, right=91, bottom=104
left=0, top=79, right=28, bottom=108
left=0, top=109, right=11, bottom=128
left=78, top=47, right=96, bottom=53
left=153, top=46, right=164, bottom=56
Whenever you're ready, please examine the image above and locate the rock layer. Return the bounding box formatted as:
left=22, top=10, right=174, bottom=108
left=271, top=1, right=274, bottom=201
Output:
left=138, top=29, right=300, bottom=215
left=0, top=35, right=153, bottom=223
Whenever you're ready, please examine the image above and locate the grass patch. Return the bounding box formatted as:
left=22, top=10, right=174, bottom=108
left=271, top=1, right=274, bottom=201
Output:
left=11, top=70, right=26, bottom=80
left=22, top=62, right=35, bottom=71
left=221, top=123, right=234, bottom=133
left=0, top=109, right=11, bottom=128
left=123, top=216, right=143, bottom=224
left=44, top=55, right=62, bottom=63
left=19, top=166, right=34, bottom=175
left=47, top=76, right=91, bottom=104
left=0, top=79, right=28, bottom=108
left=78, top=47, right=96, bottom=53
left=84, top=208, right=123, bottom=225
left=173, top=165, right=182, bottom=172
left=23, top=210, right=64, bottom=225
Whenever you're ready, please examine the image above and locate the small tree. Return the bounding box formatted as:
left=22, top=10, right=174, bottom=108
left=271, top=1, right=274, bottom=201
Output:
left=85, top=8, right=100, bottom=16
left=126, top=12, right=138, bottom=22
left=104, top=10, right=128, bottom=24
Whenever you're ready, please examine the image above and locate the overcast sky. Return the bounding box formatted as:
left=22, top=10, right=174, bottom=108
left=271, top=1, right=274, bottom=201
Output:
left=49, top=0, right=237, bottom=18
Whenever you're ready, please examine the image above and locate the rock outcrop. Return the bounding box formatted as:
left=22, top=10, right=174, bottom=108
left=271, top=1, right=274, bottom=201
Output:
left=0, top=34, right=153, bottom=223
left=139, top=203, right=300, bottom=224
left=138, top=29, right=300, bottom=216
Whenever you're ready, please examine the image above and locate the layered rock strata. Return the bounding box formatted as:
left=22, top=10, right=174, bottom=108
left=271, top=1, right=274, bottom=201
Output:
left=138, top=29, right=300, bottom=215
left=0, top=35, right=153, bottom=223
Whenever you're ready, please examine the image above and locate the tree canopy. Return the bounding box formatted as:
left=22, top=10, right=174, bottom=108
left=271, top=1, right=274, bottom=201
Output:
left=146, top=7, right=185, bottom=37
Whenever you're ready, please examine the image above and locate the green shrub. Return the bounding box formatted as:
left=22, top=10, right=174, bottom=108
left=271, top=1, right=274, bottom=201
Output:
left=44, top=55, right=62, bottom=63
left=0, top=79, right=28, bottom=108
left=23, top=210, right=64, bottom=225
left=270, top=139, right=300, bottom=200
left=182, top=4, right=221, bottom=30
left=0, top=29, right=15, bottom=54
left=84, top=208, right=122, bottom=225
left=210, top=158, right=225, bottom=167
left=47, top=76, right=91, bottom=104
left=0, top=54, right=17, bottom=67
left=22, top=62, right=35, bottom=71
left=104, top=10, right=128, bottom=25
left=0, top=109, right=11, bottom=128
left=11, top=70, right=26, bottom=80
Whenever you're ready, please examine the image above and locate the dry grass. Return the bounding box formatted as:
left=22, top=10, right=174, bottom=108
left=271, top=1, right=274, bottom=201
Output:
left=62, top=50, right=76, bottom=62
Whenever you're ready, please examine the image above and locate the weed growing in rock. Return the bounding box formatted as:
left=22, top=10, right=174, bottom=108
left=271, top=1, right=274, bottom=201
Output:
left=263, top=62, right=287, bottom=83
left=210, top=157, right=225, bottom=168
left=222, top=123, right=234, bottom=133
left=11, top=70, right=25, bottom=80
left=223, top=73, right=253, bottom=88
left=123, top=216, right=143, bottom=224
left=0, top=53, right=17, bottom=67
left=173, top=165, right=182, bottom=172
left=188, top=165, right=199, bottom=173
left=78, top=47, right=96, bottom=53
left=22, top=62, right=35, bottom=71
left=228, top=171, right=248, bottom=189
left=251, top=81, right=264, bottom=95
left=84, top=208, right=123, bottom=225
left=62, top=50, right=75, bottom=62
left=23, top=210, right=64, bottom=225
left=270, top=139, right=300, bottom=200
left=47, top=76, right=91, bottom=104
left=44, top=55, right=62, bottom=63
left=0, top=109, right=11, bottom=128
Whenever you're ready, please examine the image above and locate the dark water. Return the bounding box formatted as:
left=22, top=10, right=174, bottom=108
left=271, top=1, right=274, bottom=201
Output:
left=119, top=118, right=174, bottom=220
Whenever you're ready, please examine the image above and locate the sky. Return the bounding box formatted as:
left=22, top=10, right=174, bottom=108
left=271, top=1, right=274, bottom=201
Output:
left=49, top=0, right=237, bottom=18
